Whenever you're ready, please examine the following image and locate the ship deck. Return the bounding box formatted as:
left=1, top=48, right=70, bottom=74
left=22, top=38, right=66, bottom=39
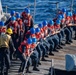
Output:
left=8, top=38, right=76, bottom=75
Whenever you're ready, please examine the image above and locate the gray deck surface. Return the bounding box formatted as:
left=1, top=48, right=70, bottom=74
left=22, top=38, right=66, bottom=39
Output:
left=8, top=40, right=76, bottom=75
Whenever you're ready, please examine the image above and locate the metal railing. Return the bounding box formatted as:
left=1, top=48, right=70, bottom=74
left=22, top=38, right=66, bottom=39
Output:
left=2, top=1, right=60, bottom=23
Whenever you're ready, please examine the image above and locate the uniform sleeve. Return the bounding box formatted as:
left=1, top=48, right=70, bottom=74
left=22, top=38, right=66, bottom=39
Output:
left=9, top=38, right=16, bottom=52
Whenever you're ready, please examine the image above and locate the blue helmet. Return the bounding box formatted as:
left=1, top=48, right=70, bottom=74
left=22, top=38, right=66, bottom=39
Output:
left=61, top=14, right=64, bottom=19
left=49, top=20, right=54, bottom=25
left=27, top=38, right=32, bottom=44
left=24, top=8, right=28, bottom=12
left=42, top=20, right=47, bottom=26
left=56, top=20, right=61, bottom=25
left=11, top=16, right=16, bottom=21
left=11, top=10, right=15, bottom=16
left=62, top=8, right=66, bottom=13
left=25, top=8, right=30, bottom=14
left=38, top=23, right=43, bottom=28
left=16, top=13, right=20, bottom=18
left=35, top=28, right=40, bottom=33
left=0, top=21, right=4, bottom=26
left=66, top=11, right=70, bottom=16
left=30, top=28, right=35, bottom=34
left=58, top=15, right=62, bottom=20
left=32, top=38, right=37, bottom=43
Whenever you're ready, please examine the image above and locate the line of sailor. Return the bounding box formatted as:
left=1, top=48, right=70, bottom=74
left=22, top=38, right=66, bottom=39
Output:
left=0, top=8, right=76, bottom=75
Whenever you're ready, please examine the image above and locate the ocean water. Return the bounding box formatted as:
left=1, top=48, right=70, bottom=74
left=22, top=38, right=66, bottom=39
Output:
left=1, top=0, right=76, bottom=23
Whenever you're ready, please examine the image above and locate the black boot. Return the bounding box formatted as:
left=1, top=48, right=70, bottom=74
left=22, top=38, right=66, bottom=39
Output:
left=74, top=37, right=76, bottom=40
left=69, top=40, right=73, bottom=43
left=53, top=48, right=58, bottom=52
left=61, top=42, right=65, bottom=46
left=49, top=52, right=54, bottom=56
left=38, top=61, right=41, bottom=65
left=65, top=41, right=71, bottom=44
left=26, top=67, right=32, bottom=73
left=58, top=45, right=63, bottom=49
left=33, top=67, right=40, bottom=71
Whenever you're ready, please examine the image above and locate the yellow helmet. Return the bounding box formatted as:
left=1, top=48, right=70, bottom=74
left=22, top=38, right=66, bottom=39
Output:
left=6, top=28, right=13, bottom=34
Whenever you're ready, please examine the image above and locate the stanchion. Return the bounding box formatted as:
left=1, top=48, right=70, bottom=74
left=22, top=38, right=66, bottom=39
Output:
left=49, top=59, right=56, bottom=75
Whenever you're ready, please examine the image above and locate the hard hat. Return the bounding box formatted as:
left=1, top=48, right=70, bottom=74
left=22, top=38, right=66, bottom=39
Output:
left=66, top=11, right=70, bottom=16
left=32, top=37, right=37, bottom=43
left=38, top=23, right=43, bottom=28
left=25, top=8, right=30, bottom=14
left=61, top=14, right=64, bottom=19
left=42, top=20, right=47, bottom=26
left=35, top=28, right=40, bottom=33
left=11, top=16, right=16, bottom=21
left=49, top=20, right=54, bottom=25
left=62, top=8, right=66, bottom=13
left=11, top=10, right=15, bottom=16
left=16, top=13, right=20, bottom=18
left=27, top=38, right=32, bottom=44
left=30, top=27, right=35, bottom=34
left=6, top=28, right=13, bottom=34
left=24, top=8, right=28, bottom=12
left=58, top=15, right=62, bottom=20
left=0, top=21, right=4, bottom=27
left=56, top=20, right=61, bottom=25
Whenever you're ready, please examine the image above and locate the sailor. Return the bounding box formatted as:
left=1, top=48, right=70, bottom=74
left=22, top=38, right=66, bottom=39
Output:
left=47, top=20, right=56, bottom=55
left=60, top=8, right=72, bottom=44
left=6, top=28, right=16, bottom=60
left=24, top=27, right=41, bottom=64
left=21, top=8, right=33, bottom=33
left=67, top=12, right=73, bottom=42
left=73, top=10, right=76, bottom=39
left=18, top=38, right=32, bottom=73
left=5, top=10, right=16, bottom=25
left=35, top=27, right=48, bottom=61
left=59, top=14, right=65, bottom=41
left=41, top=21, right=51, bottom=52
left=64, top=11, right=73, bottom=44
left=57, top=14, right=65, bottom=45
left=16, top=13, right=24, bottom=46
left=0, top=21, right=15, bottom=75
left=41, top=20, right=54, bottom=55
left=55, top=19, right=63, bottom=48
left=7, top=16, right=19, bottom=50
left=30, top=37, right=40, bottom=71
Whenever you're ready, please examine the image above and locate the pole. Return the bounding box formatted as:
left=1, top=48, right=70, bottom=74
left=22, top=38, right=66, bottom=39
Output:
left=56, top=2, right=59, bottom=14
left=6, top=5, right=7, bottom=13
left=70, top=0, right=74, bottom=12
left=34, top=0, right=36, bottom=24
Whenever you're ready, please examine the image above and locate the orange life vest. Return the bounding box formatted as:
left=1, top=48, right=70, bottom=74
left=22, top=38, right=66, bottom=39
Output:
left=43, top=26, right=48, bottom=36
left=73, top=14, right=76, bottom=23
left=35, top=32, right=41, bottom=40
left=8, top=21, right=18, bottom=34
left=22, top=12, right=32, bottom=27
left=16, top=19, right=23, bottom=31
left=40, top=28, right=44, bottom=38
left=18, top=41, right=31, bottom=56
left=31, top=43, right=36, bottom=49
left=31, top=34, right=36, bottom=38
left=65, top=16, right=71, bottom=25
